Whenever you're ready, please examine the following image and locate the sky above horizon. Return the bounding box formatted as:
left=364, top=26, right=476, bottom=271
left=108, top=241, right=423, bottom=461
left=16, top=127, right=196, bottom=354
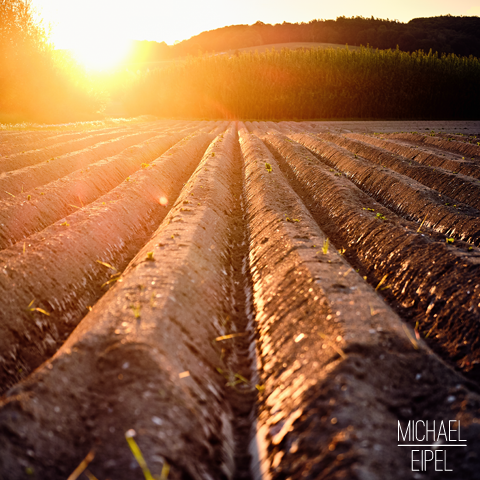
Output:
left=32, top=0, right=480, bottom=68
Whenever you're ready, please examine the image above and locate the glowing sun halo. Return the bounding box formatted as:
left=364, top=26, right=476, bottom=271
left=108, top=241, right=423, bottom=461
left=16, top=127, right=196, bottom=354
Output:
left=66, top=36, right=131, bottom=71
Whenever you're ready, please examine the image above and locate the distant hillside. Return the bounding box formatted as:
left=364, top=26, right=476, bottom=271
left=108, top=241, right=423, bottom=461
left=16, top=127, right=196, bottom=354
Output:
left=126, top=15, right=480, bottom=65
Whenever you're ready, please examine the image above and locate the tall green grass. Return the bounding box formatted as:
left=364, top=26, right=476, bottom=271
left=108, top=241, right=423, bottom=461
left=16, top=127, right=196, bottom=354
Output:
left=122, top=47, right=480, bottom=120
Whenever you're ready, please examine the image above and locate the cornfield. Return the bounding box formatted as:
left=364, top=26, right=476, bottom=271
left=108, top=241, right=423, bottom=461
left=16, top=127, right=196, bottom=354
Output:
left=122, top=47, right=480, bottom=119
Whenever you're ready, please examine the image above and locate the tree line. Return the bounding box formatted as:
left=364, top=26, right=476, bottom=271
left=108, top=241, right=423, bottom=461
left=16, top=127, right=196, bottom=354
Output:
left=127, top=15, right=480, bottom=64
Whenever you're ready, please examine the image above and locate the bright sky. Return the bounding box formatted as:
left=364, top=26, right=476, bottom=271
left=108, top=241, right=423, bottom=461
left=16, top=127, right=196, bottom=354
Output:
left=32, top=0, right=480, bottom=69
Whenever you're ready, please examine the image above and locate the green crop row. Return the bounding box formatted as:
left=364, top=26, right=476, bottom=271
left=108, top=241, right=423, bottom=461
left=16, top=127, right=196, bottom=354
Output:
left=122, top=47, right=480, bottom=120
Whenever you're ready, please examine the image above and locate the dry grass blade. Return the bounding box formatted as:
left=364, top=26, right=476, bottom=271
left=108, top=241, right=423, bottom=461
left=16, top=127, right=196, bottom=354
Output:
left=417, top=215, right=428, bottom=233
left=84, top=470, right=100, bottom=480
left=67, top=449, right=95, bottom=480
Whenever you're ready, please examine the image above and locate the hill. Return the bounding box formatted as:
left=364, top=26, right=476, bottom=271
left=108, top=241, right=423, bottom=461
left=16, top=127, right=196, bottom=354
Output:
left=125, top=15, right=480, bottom=65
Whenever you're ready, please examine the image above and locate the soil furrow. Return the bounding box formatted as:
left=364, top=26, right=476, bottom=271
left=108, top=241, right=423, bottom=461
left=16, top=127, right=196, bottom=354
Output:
left=289, top=132, right=480, bottom=245
left=239, top=124, right=480, bottom=479
left=382, top=132, right=480, bottom=160
left=0, top=129, right=175, bottom=200
left=0, top=123, right=153, bottom=156
left=0, top=131, right=215, bottom=394
left=0, top=129, right=198, bottom=250
left=252, top=128, right=480, bottom=382
left=0, top=128, right=146, bottom=174
left=0, top=123, right=255, bottom=480
left=352, top=133, right=480, bottom=180
left=321, top=132, right=480, bottom=211
left=0, top=119, right=175, bottom=160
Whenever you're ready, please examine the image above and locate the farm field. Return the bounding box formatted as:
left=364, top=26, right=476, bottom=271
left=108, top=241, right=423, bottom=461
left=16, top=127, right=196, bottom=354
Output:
left=0, top=119, right=480, bottom=479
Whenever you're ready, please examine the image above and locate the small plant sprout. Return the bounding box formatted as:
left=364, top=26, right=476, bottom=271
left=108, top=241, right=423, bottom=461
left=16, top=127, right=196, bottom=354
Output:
left=446, top=237, right=454, bottom=244
left=60, top=221, right=70, bottom=227
left=125, top=429, right=169, bottom=480
left=322, top=238, right=329, bottom=254
left=146, top=251, right=155, bottom=261
left=96, top=260, right=117, bottom=272
left=101, top=272, right=121, bottom=288
left=375, top=274, right=389, bottom=291
left=26, top=299, right=50, bottom=316
left=130, top=303, right=141, bottom=319
left=376, top=212, right=386, bottom=221
left=265, top=162, right=273, bottom=173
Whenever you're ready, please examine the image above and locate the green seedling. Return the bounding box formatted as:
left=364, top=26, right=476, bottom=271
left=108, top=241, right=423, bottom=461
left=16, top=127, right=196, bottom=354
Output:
left=216, top=367, right=249, bottom=388
left=446, top=237, right=454, bottom=244
left=376, top=212, right=386, bottom=221
left=101, top=272, right=121, bottom=288
left=265, top=162, right=272, bottom=173
left=96, top=260, right=117, bottom=272
left=363, top=207, right=375, bottom=212
left=322, top=238, right=329, bottom=254
left=26, top=299, right=50, bottom=316
left=130, top=303, right=141, bottom=319
left=375, top=274, right=389, bottom=291
left=125, top=429, right=169, bottom=480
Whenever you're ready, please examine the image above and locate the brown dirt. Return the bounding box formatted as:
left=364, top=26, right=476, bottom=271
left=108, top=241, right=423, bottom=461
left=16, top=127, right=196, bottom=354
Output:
left=0, top=120, right=479, bottom=480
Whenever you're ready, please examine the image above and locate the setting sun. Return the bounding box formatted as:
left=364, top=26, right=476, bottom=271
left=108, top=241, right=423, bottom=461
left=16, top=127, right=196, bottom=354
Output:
left=67, top=35, right=131, bottom=71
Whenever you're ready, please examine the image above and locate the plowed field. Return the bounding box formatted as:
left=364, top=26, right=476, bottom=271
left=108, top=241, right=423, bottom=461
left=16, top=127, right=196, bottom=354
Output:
left=0, top=120, right=479, bottom=480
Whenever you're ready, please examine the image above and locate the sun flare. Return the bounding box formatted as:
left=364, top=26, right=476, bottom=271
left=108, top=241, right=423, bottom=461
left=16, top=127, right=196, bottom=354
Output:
left=65, top=36, right=132, bottom=71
